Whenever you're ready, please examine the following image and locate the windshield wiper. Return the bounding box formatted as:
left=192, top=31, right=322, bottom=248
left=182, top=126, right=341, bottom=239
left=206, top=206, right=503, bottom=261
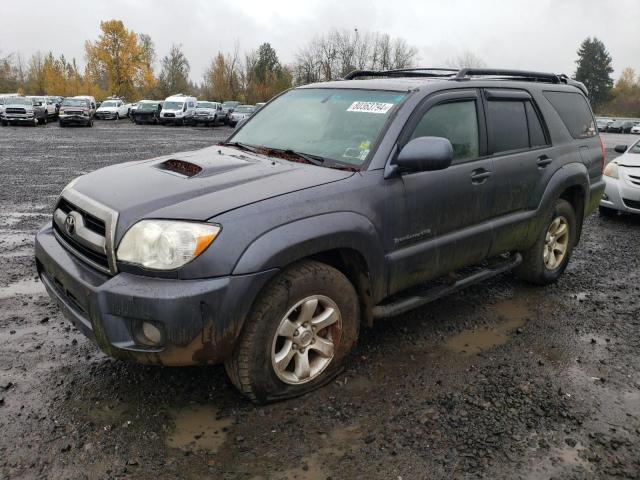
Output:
left=281, top=149, right=325, bottom=166
left=222, top=141, right=260, bottom=153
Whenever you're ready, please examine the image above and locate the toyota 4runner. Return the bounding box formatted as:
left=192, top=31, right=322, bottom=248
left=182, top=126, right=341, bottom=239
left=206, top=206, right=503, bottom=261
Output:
left=35, top=68, right=605, bottom=403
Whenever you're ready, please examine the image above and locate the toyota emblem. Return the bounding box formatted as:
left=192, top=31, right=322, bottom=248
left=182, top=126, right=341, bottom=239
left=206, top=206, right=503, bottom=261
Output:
left=65, top=214, right=76, bottom=235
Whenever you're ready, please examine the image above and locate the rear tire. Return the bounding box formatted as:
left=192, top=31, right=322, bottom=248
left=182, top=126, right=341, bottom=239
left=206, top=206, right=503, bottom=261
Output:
left=225, top=260, right=360, bottom=404
left=515, top=199, right=576, bottom=285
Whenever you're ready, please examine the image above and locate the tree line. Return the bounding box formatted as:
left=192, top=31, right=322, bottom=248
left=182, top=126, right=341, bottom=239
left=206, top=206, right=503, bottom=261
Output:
left=0, top=21, right=637, bottom=116
left=0, top=20, right=419, bottom=103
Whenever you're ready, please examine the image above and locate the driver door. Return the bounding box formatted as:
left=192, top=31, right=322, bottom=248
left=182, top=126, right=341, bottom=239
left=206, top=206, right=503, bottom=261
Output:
left=387, top=90, right=495, bottom=295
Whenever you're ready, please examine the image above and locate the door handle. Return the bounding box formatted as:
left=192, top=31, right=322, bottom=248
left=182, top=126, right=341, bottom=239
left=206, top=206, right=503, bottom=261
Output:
left=470, top=169, right=492, bottom=184
left=537, top=155, right=553, bottom=168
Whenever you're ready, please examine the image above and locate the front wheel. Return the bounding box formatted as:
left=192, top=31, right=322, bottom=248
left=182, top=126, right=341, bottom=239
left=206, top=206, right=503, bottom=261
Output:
left=225, top=260, right=360, bottom=404
left=515, top=199, right=576, bottom=285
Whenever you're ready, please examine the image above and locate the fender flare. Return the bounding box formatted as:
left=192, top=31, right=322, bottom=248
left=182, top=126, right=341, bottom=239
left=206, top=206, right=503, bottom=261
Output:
left=232, top=212, right=386, bottom=300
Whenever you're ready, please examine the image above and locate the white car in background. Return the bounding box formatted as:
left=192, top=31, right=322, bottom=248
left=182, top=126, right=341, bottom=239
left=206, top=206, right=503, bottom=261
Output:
left=160, top=94, right=197, bottom=125
left=631, top=123, right=640, bottom=134
left=600, top=140, right=640, bottom=216
left=27, top=96, right=56, bottom=118
left=95, top=98, right=130, bottom=120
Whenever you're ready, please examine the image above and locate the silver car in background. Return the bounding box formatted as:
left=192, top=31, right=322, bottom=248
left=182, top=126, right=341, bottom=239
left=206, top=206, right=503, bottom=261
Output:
left=194, top=101, right=223, bottom=126
left=600, top=140, right=640, bottom=216
left=229, top=104, right=256, bottom=127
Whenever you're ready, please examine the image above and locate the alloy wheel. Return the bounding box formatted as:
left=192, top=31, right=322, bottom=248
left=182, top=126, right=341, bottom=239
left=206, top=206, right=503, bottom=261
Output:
left=543, top=215, right=569, bottom=270
left=271, top=295, right=342, bottom=385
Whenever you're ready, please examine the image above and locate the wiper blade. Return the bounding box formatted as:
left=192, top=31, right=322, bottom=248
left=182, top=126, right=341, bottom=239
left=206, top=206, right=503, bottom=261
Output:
left=282, top=149, right=325, bottom=166
left=222, top=141, right=259, bottom=153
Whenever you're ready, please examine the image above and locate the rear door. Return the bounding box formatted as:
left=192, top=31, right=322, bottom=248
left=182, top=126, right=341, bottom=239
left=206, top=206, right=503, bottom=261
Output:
left=387, top=89, right=495, bottom=294
left=482, top=89, right=553, bottom=254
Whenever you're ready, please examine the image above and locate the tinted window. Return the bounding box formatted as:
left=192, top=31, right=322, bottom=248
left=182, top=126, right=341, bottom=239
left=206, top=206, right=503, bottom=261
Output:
left=487, top=101, right=529, bottom=153
left=543, top=91, right=596, bottom=139
left=525, top=102, right=548, bottom=148
left=410, top=100, right=479, bottom=161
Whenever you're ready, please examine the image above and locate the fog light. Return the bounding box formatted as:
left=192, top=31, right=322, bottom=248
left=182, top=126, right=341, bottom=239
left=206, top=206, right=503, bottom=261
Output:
left=137, top=321, right=162, bottom=346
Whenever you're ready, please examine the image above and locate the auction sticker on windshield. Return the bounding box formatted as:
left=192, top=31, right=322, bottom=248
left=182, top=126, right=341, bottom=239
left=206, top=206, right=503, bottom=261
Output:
left=347, top=101, right=395, bottom=114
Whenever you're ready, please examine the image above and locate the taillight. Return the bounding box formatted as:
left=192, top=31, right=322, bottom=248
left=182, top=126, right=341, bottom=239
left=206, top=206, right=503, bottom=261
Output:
left=599, top=135, right=606, bottom=173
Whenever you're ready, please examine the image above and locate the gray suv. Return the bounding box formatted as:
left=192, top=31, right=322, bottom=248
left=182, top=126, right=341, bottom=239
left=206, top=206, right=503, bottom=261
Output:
left=35, top=68, right=604, bottom=403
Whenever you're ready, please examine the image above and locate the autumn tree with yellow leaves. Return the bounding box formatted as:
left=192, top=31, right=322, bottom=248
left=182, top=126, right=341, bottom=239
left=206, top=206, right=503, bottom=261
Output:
left=84, top=20, right=152, bottom=100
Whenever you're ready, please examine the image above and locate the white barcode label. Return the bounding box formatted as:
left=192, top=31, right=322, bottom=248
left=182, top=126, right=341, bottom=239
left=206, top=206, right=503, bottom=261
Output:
left=346, top=101, right=394, bottom=114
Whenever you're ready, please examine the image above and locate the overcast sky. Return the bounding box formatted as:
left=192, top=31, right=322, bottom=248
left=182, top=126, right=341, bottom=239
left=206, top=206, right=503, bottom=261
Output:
left=2, top=0, right=638, bottom=81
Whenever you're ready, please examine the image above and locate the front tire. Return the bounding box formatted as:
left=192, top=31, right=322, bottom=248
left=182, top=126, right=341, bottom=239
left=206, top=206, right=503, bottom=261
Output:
left=225, top=260, right=360, bottom=404
left=515, top=199, right=576, bottom=285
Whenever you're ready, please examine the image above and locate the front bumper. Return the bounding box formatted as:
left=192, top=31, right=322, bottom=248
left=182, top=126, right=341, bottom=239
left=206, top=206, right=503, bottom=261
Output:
left=35, top=223, right=277, bottom=366
left=59, top=115, right=91, bottom=124
left=600, top=175, right=640, bottom=214
left=3, top=115, right=36, bottom=124
left=95, top=111, right=118, bottom=120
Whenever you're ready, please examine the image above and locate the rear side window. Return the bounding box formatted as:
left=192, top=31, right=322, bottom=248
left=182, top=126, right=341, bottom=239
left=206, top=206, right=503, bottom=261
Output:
left=543, top=91, right=596, bottom=139
left=410, top=100, right=479, bottom=162
left=487, top=99, right=550, bottom=153
left=487, top=101, right=529, bottom=153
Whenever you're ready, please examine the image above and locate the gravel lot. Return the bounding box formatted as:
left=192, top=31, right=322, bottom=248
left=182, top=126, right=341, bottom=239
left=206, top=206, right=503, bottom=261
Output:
left=0, top=122, right=639, bottom=480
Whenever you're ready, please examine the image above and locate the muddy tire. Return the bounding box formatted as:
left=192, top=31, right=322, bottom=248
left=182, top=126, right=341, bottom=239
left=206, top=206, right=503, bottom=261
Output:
left=515, top=199, right=576, bottom=285
left=225, top=260, right=360, bottom=404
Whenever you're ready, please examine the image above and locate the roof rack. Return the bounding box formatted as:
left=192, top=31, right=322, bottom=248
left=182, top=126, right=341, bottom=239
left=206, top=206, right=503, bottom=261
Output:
left=455, top=68, right=561, bottom=83
left=344, top=68, right=458, bottom=80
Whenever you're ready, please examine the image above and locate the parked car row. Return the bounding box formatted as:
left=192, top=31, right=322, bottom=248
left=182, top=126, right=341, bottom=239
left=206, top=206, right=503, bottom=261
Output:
left=1, top=92, right=263, bottom=128
left=597, top=117, right=640, bottom=134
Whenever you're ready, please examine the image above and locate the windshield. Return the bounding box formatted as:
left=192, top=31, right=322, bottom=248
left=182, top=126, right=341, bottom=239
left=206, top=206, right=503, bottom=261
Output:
left=7, top=97, right=32, bottom=106
left=101, top=101, right=117, bottom=108
left=230, top=88, right=406, bottom=166
left=235, top=106, right=255, bottom=113
left=139, top=101, right=159, bottom=110
left=62, top=98, right=88, bottom=107
left=197, top=102, right=215, bottom=108
left=163, top=101, right=184, bottom=110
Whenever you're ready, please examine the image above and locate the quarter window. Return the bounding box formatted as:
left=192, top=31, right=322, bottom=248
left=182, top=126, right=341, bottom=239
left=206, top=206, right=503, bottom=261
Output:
left=543, top=91, right=596, bottom=139
left=410, top=100, right=479, bottom=161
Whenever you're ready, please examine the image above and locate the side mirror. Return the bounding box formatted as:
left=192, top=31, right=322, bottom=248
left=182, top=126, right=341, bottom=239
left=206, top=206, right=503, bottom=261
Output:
left=614, top=144, right=628, bottom=154
left=396, top=136, right=454, bottom=172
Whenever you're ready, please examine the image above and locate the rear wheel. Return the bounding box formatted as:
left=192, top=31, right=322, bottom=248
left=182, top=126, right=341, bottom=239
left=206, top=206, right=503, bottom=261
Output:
left=515, top=199, right=576, bottom=285
left=225, top=260, right=359, bottom=403
left=115, top=113, right=120, bottom=121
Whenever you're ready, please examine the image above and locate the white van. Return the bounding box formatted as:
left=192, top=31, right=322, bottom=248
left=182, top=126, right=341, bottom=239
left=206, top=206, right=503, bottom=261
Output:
left=160, top=94, right=197, bottom=125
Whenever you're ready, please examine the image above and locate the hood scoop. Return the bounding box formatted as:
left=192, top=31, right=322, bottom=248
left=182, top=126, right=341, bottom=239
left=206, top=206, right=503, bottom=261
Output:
left=156, top=159, right=203, bottom=178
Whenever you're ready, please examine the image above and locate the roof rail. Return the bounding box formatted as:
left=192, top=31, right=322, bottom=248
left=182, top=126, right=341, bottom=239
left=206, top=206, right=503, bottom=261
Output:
left=344, top=68, right=458, bottom=80
left=558, top=74, right=589, bottom=96
left=455, top=68, right=561, bottom=84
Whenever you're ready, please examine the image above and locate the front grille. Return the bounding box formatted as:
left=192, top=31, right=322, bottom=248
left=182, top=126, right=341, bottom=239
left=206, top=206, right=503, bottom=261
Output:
left=65, top=110, right=83, bottom=115
left=57, top=198, right=106, bottom=236
left=54, top=196, right=112, bottom=273
left=6, top=107, right=26, bottom=114
left=163, top=112, right=175, bottom=118
left=623, top=198, right=640, bottom=210
left=53, top=221, right=110, bottom=270
left=627, top=173, right=640, bottom=187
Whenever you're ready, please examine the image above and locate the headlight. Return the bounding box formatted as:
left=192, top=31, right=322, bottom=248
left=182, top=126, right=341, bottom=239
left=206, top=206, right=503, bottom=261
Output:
left=117, top=220, right=220, bottom=270
left=603, top=162, right=619, bottom=179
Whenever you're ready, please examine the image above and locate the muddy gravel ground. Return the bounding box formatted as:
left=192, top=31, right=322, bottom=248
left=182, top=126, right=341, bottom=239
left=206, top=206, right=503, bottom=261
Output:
left=0, top=122, right=639, bottom=480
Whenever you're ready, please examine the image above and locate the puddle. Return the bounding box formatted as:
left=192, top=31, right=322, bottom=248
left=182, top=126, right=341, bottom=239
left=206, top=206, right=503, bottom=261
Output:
left=278, top=454, right=327, bottom=480
left=444, top=298, right=528, bottom=355
left=0, top=277, right=45, bottom=299
left=166, top=405, right=232, bottom=453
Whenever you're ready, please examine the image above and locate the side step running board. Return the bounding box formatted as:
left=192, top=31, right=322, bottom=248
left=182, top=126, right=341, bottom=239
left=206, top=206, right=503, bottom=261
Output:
left=372, top=253, right=523, bottom=320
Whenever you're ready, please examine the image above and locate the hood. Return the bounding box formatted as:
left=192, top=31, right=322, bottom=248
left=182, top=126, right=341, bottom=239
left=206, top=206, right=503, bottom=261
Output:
left=617, top=152, right=640, bottom=167
left=97, top=106, right=118, bottom=112
left=6, top=102, right=33, bottom=109
left=70, top=145, right=355, bottom=239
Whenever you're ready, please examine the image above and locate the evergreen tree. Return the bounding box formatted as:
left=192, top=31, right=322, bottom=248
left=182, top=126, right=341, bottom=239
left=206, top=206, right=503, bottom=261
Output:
left=574, top=37, right=614, bottom=109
